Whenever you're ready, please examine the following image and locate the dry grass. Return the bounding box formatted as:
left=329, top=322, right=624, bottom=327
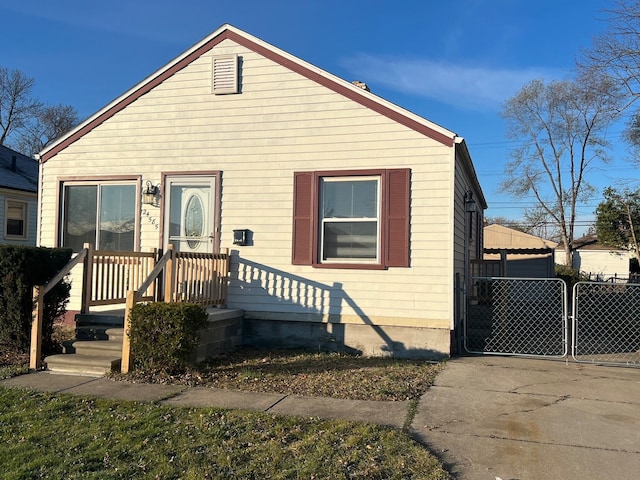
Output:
left=115, top=347, right=445, bottom=401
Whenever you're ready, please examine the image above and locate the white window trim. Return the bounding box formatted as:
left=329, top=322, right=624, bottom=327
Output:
left=319, top=175, right=381, bottom=264
left=4, top=199, right=28, bottom=240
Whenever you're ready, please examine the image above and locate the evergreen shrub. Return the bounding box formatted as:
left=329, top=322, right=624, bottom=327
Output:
left=0, top=245, right=72, bottom=352
left=128, top=302, right=208, bottom=372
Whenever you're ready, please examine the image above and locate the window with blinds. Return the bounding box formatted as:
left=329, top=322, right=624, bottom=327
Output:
left=5, top=200, right=27, bottom=239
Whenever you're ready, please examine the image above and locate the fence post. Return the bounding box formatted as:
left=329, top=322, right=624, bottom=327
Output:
left=30, top=285, right=44, bottom=370
left=221, top=247, right=230, bottom=307
left=164, top=244, right=175, bottom=303
left=121, top=290, right=135, bottom=373
left=81, top=243, right=94, bottom=314
left=153, top=248, right=162, bottom=301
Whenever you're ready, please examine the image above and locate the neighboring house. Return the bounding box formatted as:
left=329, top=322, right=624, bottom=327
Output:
left=483, top=224, right=558, bottom=278
left=0, top=145, right=38, bottom=246
left=37, top=24, right=486, bottom=358
left=556, top=233, right=631, bottom=280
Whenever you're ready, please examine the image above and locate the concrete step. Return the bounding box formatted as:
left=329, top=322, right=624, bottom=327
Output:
left=76, top=326, right=124, bottom=341
left=63, top=339, right=122, bottom=356
left=44, top=353, right=121, bottom=376
left=75, top=313, right=124, bottom=327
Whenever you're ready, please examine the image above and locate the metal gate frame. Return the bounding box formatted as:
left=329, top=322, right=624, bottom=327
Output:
left=463, top=277, right=568, bottom=359
left=572, top=281, right=640, bottom=367
left=462, top=277, right=640, bottom=367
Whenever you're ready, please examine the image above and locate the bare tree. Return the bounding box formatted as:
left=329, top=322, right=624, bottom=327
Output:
left=14, top=104, right=79, bottom=157
left=487, top=209, right=561, bottom=242
left=0, top=67, right=41, bottom=146
left=500, top=74, right=622, bottom=265
left=522, top=206, right=562, bottom=243
left=580, top=1, right=640, bottom=155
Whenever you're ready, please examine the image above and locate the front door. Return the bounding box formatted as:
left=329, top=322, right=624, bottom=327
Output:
left=164, top=176, right=217, bottom=252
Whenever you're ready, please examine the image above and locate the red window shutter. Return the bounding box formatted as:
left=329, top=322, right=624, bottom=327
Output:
left=292, top=172, right=314, bottom=265
left=385, top=168, right=410, bottom=267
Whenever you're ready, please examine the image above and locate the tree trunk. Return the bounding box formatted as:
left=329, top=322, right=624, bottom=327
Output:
left=625, top=203, right=640, bottom=264
left=564, top=246, right=572, bottom=268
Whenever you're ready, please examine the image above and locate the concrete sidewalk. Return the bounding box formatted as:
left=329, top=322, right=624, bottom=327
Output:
left=0, top=371, right=409, bottom=429
left=2, top=356, right=639, bottom=479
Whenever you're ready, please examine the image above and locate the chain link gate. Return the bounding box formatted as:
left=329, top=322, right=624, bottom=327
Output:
left=464, top=277, right=568, bottom=358
left=573, top=282, right=640, bottom=366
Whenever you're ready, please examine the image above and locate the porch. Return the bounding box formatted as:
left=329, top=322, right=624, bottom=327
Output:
left=30, top=243, right=241, bottom=375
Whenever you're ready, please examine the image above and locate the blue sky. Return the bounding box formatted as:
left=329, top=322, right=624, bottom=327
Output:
left=0, top=0, right=633, bottom=234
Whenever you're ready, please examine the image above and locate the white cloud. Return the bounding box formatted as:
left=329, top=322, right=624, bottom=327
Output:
left=343, top=54, right=565, bottom=111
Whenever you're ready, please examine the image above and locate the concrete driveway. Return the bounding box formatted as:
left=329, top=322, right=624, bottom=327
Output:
left=410, top=356, right=640, bottom=480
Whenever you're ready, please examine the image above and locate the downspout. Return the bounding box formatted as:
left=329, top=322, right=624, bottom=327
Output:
left=461, top=186, right=478, bottom=355
left=461, top=196, right=469, bottom=355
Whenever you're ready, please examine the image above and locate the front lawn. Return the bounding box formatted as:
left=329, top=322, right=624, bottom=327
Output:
left=116, top=347, right=444, bottom=402
left=0, top=387, right=451, bottom=479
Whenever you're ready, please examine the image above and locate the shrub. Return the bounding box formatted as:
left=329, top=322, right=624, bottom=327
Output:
left=0, top=246, right=72, bottom=353
left=555, top=264, right=588, bottom=287
left=555, top=263, right=589, bottom=307
left=128, top=302, right=208, bottom=372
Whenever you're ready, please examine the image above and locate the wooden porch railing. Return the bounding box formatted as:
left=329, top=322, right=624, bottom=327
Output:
left=30, top=243, right=230, bottom=371
left=82, top=244, right=158, bottom=312
left=30, top=248, right=88, bottom=369
left=121, top=246, right=230, bottom=373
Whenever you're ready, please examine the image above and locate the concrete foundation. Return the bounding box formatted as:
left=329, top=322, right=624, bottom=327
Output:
left=192, top=308, right=243, bottom=362
left=242, top=317, right=451, bottom=359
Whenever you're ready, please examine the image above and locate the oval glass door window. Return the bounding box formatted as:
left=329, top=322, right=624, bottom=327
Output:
left=184, top=194, right=204, bottom=249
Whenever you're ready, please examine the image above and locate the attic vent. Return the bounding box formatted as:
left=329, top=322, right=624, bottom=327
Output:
left=212, top=55, right=239, bottom=94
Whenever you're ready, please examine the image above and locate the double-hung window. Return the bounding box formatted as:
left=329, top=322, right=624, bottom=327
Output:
left=5, top=200, right=28, bottom=239
left=320, top=177, right=379, bottom=262
left=60, top=182, right=137, bottom=251
left=293, top=168, right=410, bottom=269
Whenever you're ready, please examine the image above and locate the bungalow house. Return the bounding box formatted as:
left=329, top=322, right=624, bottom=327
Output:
left=36, top=24, right=486, bottom=360
left=0, top=145, right=38, bottom=246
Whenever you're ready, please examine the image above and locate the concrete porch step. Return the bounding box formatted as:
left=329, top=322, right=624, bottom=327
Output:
left=44, top=353, right=121, bottom=376
left=75, top=313, right=124, bottom=327
left=76, top=326, right=124, bottom=341
left=63, top=338, right=122, bottom=356
left=49, top=314, right=125, bottom=375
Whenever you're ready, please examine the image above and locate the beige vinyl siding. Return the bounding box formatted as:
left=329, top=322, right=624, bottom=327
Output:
left=40, top=39, right=457, bottom=325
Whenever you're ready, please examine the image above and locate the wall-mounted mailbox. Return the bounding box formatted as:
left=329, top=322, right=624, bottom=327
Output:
left=233, top=229, right=250, bottom=246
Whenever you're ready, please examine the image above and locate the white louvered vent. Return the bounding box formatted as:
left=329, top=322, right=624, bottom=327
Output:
left=212, top=55, right=239, bottom=94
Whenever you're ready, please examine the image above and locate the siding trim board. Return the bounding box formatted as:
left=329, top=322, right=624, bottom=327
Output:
left=39, top=25, right=454, bottom=163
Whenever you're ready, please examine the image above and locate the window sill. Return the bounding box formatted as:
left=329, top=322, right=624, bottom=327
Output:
left=312, top=262, right=386, bottom=270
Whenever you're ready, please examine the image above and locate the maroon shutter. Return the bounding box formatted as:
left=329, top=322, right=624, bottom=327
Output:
left=385, top=168, right=410, bottom=267
left=292, top=172, right=314, bottom=265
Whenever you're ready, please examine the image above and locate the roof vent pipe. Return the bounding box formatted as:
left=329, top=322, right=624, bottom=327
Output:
left=351, top=80, right=370, bottom=92
left=11, top=155, right=17, bottom=172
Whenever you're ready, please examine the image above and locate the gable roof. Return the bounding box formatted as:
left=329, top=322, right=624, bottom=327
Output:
left=484, top=223, right=557, bottom=253
left=570, top=233, right=627, bottom=252
left=0, top=145, right=38, bottom=193
left=39, top=24, right=458, bottom=163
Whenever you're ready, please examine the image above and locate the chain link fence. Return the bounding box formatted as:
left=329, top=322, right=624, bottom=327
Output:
left=573, top=282, right=640, bottom=366
left=464, top=278, right=567, bottom=357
